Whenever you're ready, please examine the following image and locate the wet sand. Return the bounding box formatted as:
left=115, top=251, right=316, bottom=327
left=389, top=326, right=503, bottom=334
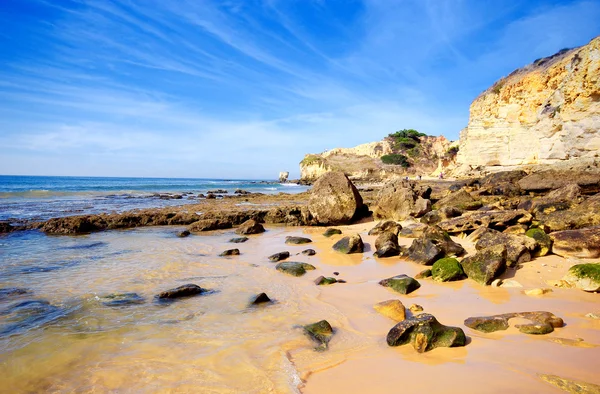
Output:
left=0, top=223, right=599, bottom=393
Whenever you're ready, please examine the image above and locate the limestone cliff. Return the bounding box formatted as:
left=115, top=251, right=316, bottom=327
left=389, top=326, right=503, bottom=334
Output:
left=300, top=136, right=455, bottom=182
left=457, top=36, right=600, bottom=171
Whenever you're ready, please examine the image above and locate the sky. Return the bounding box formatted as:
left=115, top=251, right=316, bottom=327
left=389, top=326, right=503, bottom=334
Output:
left=1, top=0, right=599, bottom=179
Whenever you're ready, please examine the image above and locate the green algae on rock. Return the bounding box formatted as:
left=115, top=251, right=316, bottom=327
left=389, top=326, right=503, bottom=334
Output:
left=525, top=227, right=553, bottom=256
left=275, top=262, right=316, bottom=277
left=431, top=258, right=465, bottom=282
left=379, top=274, right=421, bottom=294
left=314, top=276, right=337, bottom=285
left=303, top=320, right=334, bottom=351
left=285, top=236, right=312, bottom=245
left=386, top=313, right=466, bottom=353
left=562, top=263, right=600, bottom=292
left=464, top=311, right=564, bottom=335
left=332, top=234, right=364, bottom=254
left=538, top=374, right=600, bottom=394
left=323, top=228, right=342, bottom=237
left=461, top=244, right=507, bottom=285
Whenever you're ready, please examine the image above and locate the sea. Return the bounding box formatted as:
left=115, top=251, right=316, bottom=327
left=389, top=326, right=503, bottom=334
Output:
left=0, top=175, right=308, bottom=223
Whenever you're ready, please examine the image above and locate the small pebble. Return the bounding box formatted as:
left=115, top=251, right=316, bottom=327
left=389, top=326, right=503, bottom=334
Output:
left=409, top=304, right=423, bottom=313
left=524, top=288, right=552, bottom=296
left=333, top=272, right=339, bottom=276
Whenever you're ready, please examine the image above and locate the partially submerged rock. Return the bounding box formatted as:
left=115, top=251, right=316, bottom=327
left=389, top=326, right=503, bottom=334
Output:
left=561, top=263, right=600, bottom=292
left=368, top=220, right=402, bottom=236
left=157, top=284, right=206, bottom=299
left=374, top=232, right=401, bottom=258
left=0, top=287, right=30, bottom=300
left=100, top=292, right=145, bottom=306
left=386, top=313, right=466, bottom=352
left=415, top=269, right=432, bottom=279
left=189, top=219, right=232, bottom=233
left=308, top=172, right=364, bottom=225
left=314, top=276, right=337, bottom=285
left=323, top=228, right=342, bottom=237
left=0, top=299, right=72, bottom=337
left=177, top=230, right=190, bottom=238
left=538, top=374, right=600, bottom=394
left=379, top=275, right=421, bottom=295
left=464, top=311, right=564, bottom=334
left=301, top=249, right=316, bottom=256
left=219, top=249, right=240, bottom=256
left=550, top=227, right=600, bottom=258
left=461, top=245, right=507, bottom=285
left=249, top=292, right=272, bottom=306
left=303, top=320, right=334, bottom=351
left=332, top=234, right=364, bottom=254
left=229, top=237, right=249, bottom=243
left=431, top=258, right=465, bottom=282
left=235, top=219, right=265, bottom=235
left=374, top=299, right=406, bottom=321
left=268, top=251, right=290, bottom=262
left=275, top=262, right=316, bottom=277
left=285, top=236, right=312, bottom=245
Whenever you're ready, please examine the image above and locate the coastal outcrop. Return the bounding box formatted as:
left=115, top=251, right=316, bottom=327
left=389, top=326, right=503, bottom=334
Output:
left=456, top=36, right=600, bottom=171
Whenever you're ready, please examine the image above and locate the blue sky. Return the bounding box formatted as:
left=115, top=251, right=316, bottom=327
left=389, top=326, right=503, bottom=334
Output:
left=1, top=0, right=599, bottom=179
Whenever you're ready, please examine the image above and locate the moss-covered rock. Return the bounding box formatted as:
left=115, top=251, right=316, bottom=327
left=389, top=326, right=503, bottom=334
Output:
left=379, top=275, right=421, bottom=294
left=275, top=262, right=316, bottom=277
left=368, top=221, right=402, bottom=236
left=332, top=234, right=364, bottom=254
left=285, top=236, right=312, bottom=245
left=374, top=299, right=406, bottom=321
left=386, top=313, right=466, bottom=352
left=303, top=320, right=334, bottom=351
left=314, top=276, right=337, bottom=285
left=464, top=311, right=564, bottom=335
left=476, top=228, right=536, bottom=267
left=100, top=292, right=145, bottom=306
left=302, top=249, right=316, bottom=256
left=525, top=227, right=553, bottom=257
left=219, top=249, right=240, bottom=256
left=229, top=236, right=249, bottom=243
left=562, top=263, right=600, bottom=292
left=268, top=251, right=290, bottom=262
left=539, top=374, right=600, bottom=393
left=431, top=258, right=465, bottom=282
left=461, top=244, right=507, bottom=285
left=415, top=269, right=432, bottom=279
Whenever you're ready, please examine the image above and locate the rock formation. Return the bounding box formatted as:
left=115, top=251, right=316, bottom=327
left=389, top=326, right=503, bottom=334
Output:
left=457, top=36, right=600, bottom=171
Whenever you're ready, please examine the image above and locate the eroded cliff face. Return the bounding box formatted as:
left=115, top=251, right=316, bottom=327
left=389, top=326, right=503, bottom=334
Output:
left=300, top=137, right=454, bottom=182
left=457, top=36, right=600, bottom=169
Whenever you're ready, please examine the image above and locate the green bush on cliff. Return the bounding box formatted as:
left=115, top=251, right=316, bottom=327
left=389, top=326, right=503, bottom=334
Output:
left=388, top=129, right=426, bottom=150
left=381, top=154, right=410, bottom=167
left=300, top=155, right=324, bottom=166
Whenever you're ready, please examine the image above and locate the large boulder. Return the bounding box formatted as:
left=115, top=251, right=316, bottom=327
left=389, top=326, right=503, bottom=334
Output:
left=235, top=219, right=265, bottom=235
left=308, top=172, right=364, bottom=225
left=518, top=170, right=600, bottom=194
left=533, top=193, right=600, bottom=231
left=561, top=263, right=600, bottom=292
left=475, top=228, right=536, bottom=267
left=550, top=226, right=600, bottom=258
left=406, top=226, right=465, bottom=265
left=433, top=189, right=482, bottom=211
left=461, top=245, right=507, bottom=285
left=189, top=219, right=233, bottom=233
left=386, top=313, right=466, bottom=352
left=372, top=179, right=432, bottom=220
left=431, top=258, right=465, bottom=282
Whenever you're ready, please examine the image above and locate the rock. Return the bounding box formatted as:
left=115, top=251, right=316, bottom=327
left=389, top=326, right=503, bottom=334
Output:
left=561, top=263, right=600, bottom=292
left=464, top=311, right=564, bottom=334
left=398, top=222, right=430, bottom=238
left=303, top=320, right=334, bottom=351
left=538, top=374, right=600, bottom=394
left=0, top=287, right=30, bottom=300
left=379, top=275, right=421, bottom=295
left=461, top=245, right=507, bottom=285
left=189, top=219, right=232, bottom=233
left=490, top=279, right=502, bottom=287
left=533, top=192, right=600, bottom=231
left=219, top=249, right=240, bottom=256
left=478, top=170, right=526, bottom=196
left=525, top=288, right=552, bottom=296
left=268, top=251, right=290, bottom=262
left=275, top=262, right=316, bottom=277
left=409, top=304, right=423, bottom=313
left=518, top=170, right=600, bottom=194
left=285, top=236, right=312, bottom=244
left=373, top=232, right=401, bottom=258
left=177, top=230, right=191, bottom=238
left=431, top=258, right=465, bottom=282
left=499, top=280, right=523, bottom=288
left=229, top=237, right=249, bottom=243
left=157, top=284, right=206, bottom=299
left=0, top=299, right=71, bottom=337
left=333, top=271, right=339, bottom=276
left=437, top=210, right=532, bottom=234
left=433, top=189, right=482, bottom=211
left=323, top=228, right=342, bottom=237
left=386, top=313, right=466, bottom=352
left=207, top=189, right=228, bottom=194
left=476, top=229, right=535, bottom=267
left=415, top=269, right=432, bottom=279
left=0, top=222, right=16, bottom=233
left=585, top=312, right=600, bottom=319
left=374, top=300, right=406, bottom=321
left=206, top=193, right=216, bottom=199
left=550, top=227, right=600, bottom=258
left=525, top=227, right=553, bottom=257
left=236, top=219, right=265, bottom=235
left=308, top=172, right=364, bottom=225
left=530, top=183, right=582, bottom=211
left=302, top=249, right=316, bottom=256
left=314, top=276, right=337, bottom=285
left=503, top=224, right=528, bottom=235
left=278, top=171, right=289, bottom=183
left=413, top=197, right=432, bottom=217
left=372, top=179, right=432, bottom=220
left=368, top=221, right=402, bottom=236
left=100, top=292, right=145, bottom=306
left=406, top=226, right=465, bottom=265
left=332, top=234, right=364, bottom=254
left=249, top=292, right=272, bottom=305
left=420, top=206, right=463, bottom=225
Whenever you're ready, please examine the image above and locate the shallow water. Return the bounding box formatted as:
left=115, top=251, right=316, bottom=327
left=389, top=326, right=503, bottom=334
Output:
left=0, top=225, right=599, bottom=393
